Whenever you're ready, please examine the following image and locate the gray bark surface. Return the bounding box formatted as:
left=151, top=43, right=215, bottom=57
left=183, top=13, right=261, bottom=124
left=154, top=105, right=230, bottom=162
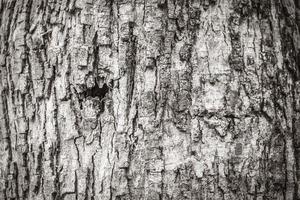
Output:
left=0, top=0, right=300, bottom=199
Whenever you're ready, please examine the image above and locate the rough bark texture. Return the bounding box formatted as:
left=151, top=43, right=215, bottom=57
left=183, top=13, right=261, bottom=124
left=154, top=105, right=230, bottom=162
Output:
left=0, top=0, right=300, bottom=199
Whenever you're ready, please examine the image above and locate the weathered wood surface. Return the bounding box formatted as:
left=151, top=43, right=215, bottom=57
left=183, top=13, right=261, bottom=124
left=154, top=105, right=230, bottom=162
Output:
left=0, top=0, right=300, bottom=199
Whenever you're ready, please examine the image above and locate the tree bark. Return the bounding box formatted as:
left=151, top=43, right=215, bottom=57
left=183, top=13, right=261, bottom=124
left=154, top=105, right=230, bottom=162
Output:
left=0, top=0, right=300, bottom=199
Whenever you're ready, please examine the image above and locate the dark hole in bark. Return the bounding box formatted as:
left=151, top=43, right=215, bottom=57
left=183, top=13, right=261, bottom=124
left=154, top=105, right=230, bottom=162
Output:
left=81, top=80, right=113, bottom=112
left=191, top=151, right=196, bottom=156
left=157, top=0, right=167, bottom=9
left=83, top=82, right=109, bottom=99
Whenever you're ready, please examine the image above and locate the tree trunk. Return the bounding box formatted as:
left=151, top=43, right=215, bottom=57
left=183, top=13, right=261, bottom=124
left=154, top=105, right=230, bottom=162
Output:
left=0, top=0, right=299, bottom=199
